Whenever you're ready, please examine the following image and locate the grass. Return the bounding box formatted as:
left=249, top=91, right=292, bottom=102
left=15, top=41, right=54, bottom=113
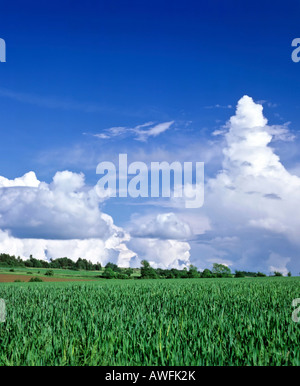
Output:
left=0, top=277, right=299, bottom=366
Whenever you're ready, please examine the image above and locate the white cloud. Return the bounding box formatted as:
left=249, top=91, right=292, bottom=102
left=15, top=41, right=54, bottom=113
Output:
left=130, top=212, right=192, bottom=240
left=204, top=104, right=233, bottom=109
left=0, top=170, right=114, bottom=239
left=133, top=121, right=174, bottom=142
left=0, top=171, right=191, bottom=270
left=267, top=252, right=291, bottom=276
left=94, top=126, right=127, bottom=139
left=207, top=95, right=300, bottom=242
left=125, top=212, right=192, bottom=269
left=0, top=170, right=136, bottom=265
left=212, top=129, right=227, bottom=136
left=0, top=171, right=40, bottom=188
left=93, top=121, right=174, bottom=142
left=206, top=258, right=233, bottom=267
left=92, top=133, right=111, bottom=139
left=0, top=228, right=135, bottom=267
left=188, top=95, right=300, bottom=272
left=266, top=123, right=295, bottom=142
left=128, top=237, right=191, bottom=269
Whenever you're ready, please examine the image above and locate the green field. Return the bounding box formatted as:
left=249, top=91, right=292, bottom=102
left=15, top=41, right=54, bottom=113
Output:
left=0, top=266, right=141, bottom=280
left=0, top=277, right=299, bottom=366
left=0, top=266, right=102, bottom=280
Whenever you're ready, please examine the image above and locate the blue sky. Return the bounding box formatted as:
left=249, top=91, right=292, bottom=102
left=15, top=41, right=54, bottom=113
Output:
left=0, top=0, right=300, bottom=274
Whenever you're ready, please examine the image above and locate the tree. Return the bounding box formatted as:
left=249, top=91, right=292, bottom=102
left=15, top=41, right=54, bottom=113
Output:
left=257, top=271, right=266, bottom=277
left=105, top=262, right=121, bottom=273
left=201, top=268, right=213, bottom=278
left=170, top=268, right=182, bottom=278
left=212, top=263, right=232, bottom=277
left=235, top=270, right=245, bottom=278
left=187, top=265, right=200, bottom=278
left=123, top=268, right=134, bottom=278
left=273, top=271, right=283, bottom=277
left=50, top=257, right=75, bottom=270
left=165, top=270, right=175, bottom=279
left=180, top=267, right=188, bottom=279
left=0, top=253, right=25, bottom=267
left=94, top=262, right=102, bottom=271
left=75, top=258, right=86, bottom=270
left=140, top=260, right=158, bottom=279
left=287, top=271, right=292, bottom=277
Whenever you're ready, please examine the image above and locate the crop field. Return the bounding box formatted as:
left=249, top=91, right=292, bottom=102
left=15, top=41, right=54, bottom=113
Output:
left=0, top=277, right=299, bottom=366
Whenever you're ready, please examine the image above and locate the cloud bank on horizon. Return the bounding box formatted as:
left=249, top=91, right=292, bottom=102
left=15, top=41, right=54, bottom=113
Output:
left=0, top=95, right=299, bottom=274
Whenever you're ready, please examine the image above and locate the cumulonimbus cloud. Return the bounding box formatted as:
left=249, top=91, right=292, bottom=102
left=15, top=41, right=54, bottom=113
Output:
left=198, top=95, right=300, bottom=273
left=207, top=95, right=300, bottom=242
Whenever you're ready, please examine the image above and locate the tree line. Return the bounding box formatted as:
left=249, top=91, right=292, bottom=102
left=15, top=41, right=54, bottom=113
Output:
left=0, top=253, right=289, bottom=278
left=102, top=261, right=287, bottom=279
left=139, top=260, right=272, bottom=279
left=0, top=253, right=102, bottom=271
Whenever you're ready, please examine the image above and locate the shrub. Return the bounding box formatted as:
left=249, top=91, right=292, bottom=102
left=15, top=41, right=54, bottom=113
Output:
left=102, top=267, right=116, bottom=279
left=29, top=277, right=43, bottom=282
left=45, top=270, right=54, bottom=276
left=116, top=273, right=129, bottom=279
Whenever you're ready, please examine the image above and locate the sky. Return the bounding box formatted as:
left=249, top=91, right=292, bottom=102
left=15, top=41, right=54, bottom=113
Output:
left=0, top=0, right=300, bottom=274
